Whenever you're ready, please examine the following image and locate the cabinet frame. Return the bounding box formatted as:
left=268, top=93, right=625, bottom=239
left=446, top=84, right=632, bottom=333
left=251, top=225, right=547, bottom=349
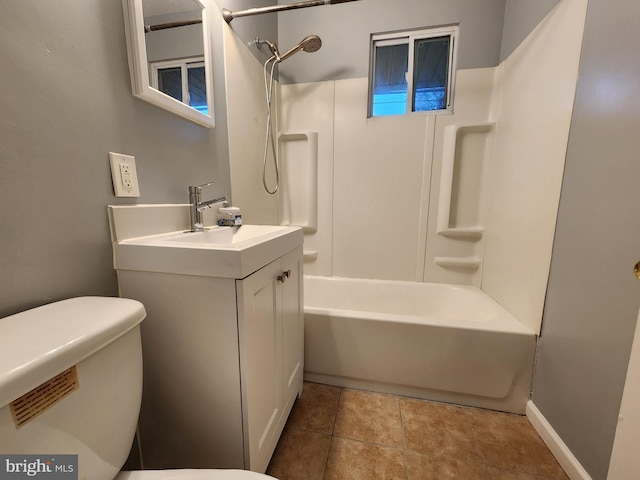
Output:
left=116, top=245, right=303, bottom=473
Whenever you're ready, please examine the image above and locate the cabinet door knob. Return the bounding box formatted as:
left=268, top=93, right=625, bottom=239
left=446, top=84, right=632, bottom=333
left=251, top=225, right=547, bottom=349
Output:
left=278, top=270, right=291, bottom=283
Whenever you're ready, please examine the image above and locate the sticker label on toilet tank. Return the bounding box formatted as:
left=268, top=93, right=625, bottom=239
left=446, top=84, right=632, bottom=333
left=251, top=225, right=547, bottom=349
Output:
left=0, top=456, right=77, bottom=479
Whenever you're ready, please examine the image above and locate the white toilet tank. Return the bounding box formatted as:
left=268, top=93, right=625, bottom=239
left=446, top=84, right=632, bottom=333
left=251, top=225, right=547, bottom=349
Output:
left=0, top=297, right=146, bottom=480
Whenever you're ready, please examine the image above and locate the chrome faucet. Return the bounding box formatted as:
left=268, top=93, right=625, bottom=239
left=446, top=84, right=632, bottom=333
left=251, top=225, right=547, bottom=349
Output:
left=188, top=182, right=228, bottom=232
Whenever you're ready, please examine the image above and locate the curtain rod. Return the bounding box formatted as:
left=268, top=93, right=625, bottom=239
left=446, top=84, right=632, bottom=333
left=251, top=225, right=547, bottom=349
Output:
left=222, top=0, right=360, bottom=24
left=144, top=19, right=202, bottom=32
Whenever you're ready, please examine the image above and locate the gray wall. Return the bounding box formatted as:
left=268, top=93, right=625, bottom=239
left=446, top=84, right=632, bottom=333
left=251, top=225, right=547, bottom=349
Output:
left=145, top=25, right=204, bottom=63
left=222, top=0, right=559, bottom=84
left=500, top=0, right=559, bottom=61
left=0, top=0, right=230, bottom=317
left=276, top=0, right=506, bottom=84
left=532, top=0, right=640, bottom=479
left=219, top=0, right=278, bottom=59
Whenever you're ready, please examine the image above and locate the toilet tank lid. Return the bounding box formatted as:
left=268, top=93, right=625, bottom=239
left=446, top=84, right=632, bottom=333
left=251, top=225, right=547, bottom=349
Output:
left=0, top=296, right=146, bottom=409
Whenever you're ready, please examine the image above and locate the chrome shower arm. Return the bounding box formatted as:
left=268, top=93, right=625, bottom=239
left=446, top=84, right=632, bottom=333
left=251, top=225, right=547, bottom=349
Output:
left=222, top=0, right=360, bottom=23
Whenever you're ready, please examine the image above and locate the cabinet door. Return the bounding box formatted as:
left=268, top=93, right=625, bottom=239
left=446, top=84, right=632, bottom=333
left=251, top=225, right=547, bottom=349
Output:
left=236, top=260, right=284, bottom=473
left=281, top=247, right=304, bottom=410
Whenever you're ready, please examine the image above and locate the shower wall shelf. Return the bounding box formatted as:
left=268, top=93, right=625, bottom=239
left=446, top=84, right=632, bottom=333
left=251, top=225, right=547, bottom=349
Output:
left=303, top=250, right=318, bottom=262
left=434, top=256, right=482, bottom=270
left=436, top=122, right=495, bottom=239
left=437, top=227, right=485, bottom=241
left=278, top=132, right=318, bottom=234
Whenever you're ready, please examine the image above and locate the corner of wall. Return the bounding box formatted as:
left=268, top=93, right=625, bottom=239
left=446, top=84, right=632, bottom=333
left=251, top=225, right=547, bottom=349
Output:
left=223, top=24, right=279, bottom=225
left=526, top=401, right=594, bottom=480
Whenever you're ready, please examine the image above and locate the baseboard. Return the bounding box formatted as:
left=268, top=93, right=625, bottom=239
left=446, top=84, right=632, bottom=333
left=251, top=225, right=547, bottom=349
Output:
left=526, top=400, right=593, bottom=480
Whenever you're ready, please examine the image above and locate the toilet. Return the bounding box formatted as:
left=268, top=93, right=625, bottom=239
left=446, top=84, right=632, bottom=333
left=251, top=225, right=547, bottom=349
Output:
left=0, top=297, right=275, bottom=480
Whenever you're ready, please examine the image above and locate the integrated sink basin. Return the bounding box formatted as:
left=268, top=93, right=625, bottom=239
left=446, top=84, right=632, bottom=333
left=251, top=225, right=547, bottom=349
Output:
left=112, top=224, right=303, bottom=279
left=160, top=225, right=288, bottom=247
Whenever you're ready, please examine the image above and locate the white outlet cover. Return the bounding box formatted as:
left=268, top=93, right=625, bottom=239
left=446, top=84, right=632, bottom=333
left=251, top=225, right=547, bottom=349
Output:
left=109, top=152, right=140, bottom=197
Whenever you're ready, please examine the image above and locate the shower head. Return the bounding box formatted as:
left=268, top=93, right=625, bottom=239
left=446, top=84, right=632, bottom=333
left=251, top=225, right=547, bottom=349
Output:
left=253, top=35, right=322, bottom=63
left=256, top=35, right=322, bottom=63
left=278, top=35, right=322, bottom=62
left=300, top=34, right=323, bottom=53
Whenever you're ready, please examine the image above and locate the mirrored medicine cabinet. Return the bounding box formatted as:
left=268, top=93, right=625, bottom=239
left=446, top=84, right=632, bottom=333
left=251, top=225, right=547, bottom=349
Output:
left=122, top=0, right=215, bottom=127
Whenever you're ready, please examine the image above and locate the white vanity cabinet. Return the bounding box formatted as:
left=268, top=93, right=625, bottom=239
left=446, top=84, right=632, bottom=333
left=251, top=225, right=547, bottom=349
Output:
left=115, top=244, right=303, bottom=473
left=236, top=246, right=304, bottom=472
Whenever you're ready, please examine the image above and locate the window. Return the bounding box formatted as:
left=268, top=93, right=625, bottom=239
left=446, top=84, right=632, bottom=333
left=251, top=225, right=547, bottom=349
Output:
left=368, top=26, right=458, bottom=117
left=150, top=57, right=208, bottom=114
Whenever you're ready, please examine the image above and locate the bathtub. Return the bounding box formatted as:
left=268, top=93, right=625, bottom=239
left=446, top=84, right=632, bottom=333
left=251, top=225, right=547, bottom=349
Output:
left=303, top=276, right=537, bottom=414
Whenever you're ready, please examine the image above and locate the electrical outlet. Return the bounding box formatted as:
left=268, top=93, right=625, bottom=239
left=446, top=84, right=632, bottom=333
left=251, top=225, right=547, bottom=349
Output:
left=109, top=152, right=140, bottom=197
left=120, top=163, right=132, bottom=189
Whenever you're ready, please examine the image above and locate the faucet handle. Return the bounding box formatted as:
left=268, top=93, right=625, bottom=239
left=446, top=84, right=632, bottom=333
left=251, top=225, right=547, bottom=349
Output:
left=189, top=181, right=216, bottom=194
left=195, top=181, right=216, bottom=191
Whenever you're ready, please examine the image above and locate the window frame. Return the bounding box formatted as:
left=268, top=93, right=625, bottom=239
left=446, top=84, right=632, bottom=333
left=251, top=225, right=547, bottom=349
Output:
left=368, top=25, right=459, bottom=118
left=150, top=56, right=207, bottom=112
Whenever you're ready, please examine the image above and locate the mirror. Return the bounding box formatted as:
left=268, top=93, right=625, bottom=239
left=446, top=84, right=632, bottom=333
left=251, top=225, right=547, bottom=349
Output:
left=122, top=0, right=215, bottom=127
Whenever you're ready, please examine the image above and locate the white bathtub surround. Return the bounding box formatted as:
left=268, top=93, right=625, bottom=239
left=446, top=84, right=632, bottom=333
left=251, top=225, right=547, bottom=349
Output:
left=482, top=0, right=588, bottom=334
left=304, top=276, right=536, bottom=414
left=277, top=68, right=495, bottom=283
left=331, top=79, right=434, bottom=282
left=526, top=401, right=593, bottom=480
left=278, top=81, right=335, bottom=275
left=263, top=0, right=588, bottom=336
left=424, top=68, right=497, bottom=288
left=280, top=76, right=436, bottom=280
left=277, top=132, right=318, bottom=234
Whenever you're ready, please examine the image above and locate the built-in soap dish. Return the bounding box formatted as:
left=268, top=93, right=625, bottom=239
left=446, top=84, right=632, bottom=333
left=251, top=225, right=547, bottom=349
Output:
left=434, top=256, right=481, bottom=270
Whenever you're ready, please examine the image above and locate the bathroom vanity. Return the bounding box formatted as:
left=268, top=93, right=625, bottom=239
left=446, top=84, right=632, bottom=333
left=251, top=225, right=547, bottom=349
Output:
left=108, top=205, right=304, bottom=473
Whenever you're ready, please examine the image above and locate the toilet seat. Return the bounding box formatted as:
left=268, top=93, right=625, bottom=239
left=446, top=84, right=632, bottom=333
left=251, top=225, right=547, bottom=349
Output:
left=115, top=469, right=276, bottom=480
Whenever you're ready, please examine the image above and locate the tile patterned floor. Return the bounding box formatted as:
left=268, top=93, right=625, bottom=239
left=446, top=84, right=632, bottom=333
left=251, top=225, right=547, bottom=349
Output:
left=266, top=382, right=569, bottom=480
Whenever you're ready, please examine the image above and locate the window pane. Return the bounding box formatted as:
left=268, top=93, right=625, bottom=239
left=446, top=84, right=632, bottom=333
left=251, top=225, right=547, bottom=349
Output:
left=157, top=67, right=183, bottom=102
left=188, top=66, right=208, bottom=114
left=372, top=42, right=409, bottom=116
left=412, top=36, right=450, bottom=112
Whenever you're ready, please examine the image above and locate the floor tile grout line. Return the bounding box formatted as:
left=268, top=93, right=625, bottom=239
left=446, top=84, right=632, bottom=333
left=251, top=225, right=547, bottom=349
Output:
left=321, top=385, right=342, bottom=480
left=288, top=424, right=335, bottom=436
left=398, top=397, right=407, bottom=450
left=323, top=433, right=410, bottom=479
left=321, top=434, right=335, bottom=480
left=327, top=432, right=407, bottom=451
left=463, top=407, right=491, bottom=472
left=331, top=386, right=344, bottom=436
left=398, top=397, right=410, bottom=480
